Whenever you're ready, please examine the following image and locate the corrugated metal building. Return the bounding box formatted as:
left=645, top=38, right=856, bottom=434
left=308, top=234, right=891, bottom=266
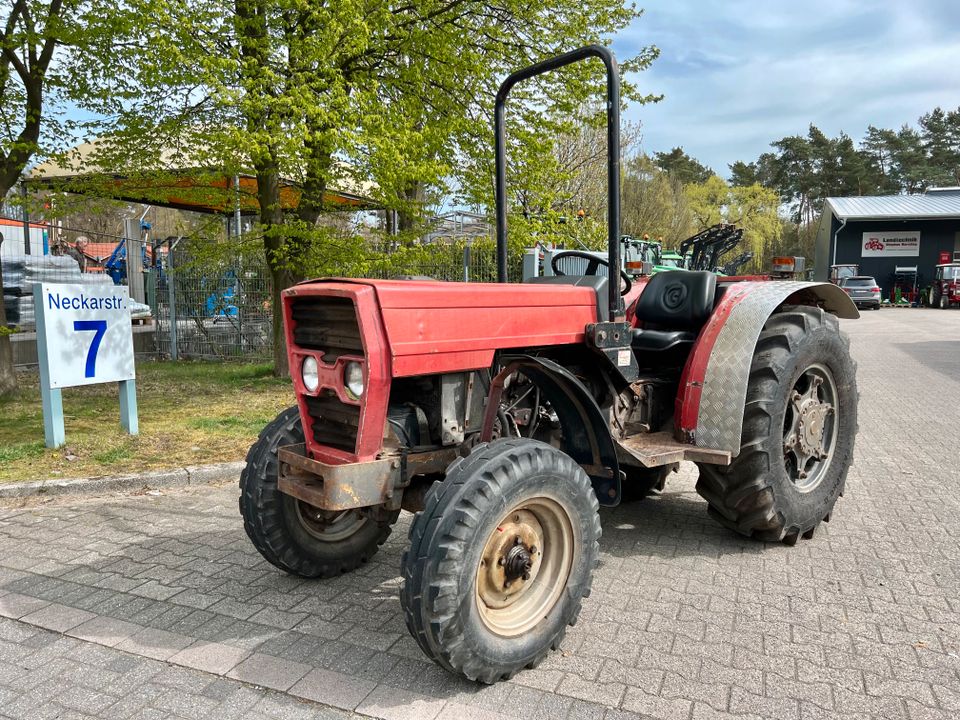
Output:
left=814, top=188, right=960, bottom=295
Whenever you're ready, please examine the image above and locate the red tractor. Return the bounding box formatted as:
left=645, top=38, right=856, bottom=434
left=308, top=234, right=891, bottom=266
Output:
left=930, top=263, right=960, bottom=308
left=240, top=47, right=860, bottom=683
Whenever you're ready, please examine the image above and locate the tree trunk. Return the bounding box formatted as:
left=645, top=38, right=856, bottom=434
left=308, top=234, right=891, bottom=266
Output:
left=398, top=181, right=426, bottom=233
left=297, top=135, right=333, bottom=228
left=0, top=233, right=16, bottom=396
left=256, top=166, right=295, bottom=377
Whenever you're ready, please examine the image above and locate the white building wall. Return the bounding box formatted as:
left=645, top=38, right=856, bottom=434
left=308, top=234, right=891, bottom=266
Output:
left=0, top=221, right=46, bottom=256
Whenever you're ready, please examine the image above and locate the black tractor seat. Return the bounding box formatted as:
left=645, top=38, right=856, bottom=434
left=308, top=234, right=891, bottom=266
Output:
left=631, top=271, right=717, bottom=364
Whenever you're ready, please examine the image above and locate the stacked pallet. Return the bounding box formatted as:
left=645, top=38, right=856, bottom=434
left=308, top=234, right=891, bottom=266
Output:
left=2, top=254, right=113, bottom=327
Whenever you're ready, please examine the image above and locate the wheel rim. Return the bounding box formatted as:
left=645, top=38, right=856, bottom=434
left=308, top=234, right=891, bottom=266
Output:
left=475, top=498, right=575, bottom=637
left=295, top=502, right=368, bottom=542
left=782, top=363, right=839, bottom=492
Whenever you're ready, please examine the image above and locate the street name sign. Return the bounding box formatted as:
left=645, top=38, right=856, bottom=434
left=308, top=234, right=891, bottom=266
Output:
left=33, top=282, right=139, bottom=448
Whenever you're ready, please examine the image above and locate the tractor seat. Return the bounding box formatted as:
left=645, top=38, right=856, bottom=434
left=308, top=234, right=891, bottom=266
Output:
left=631, top=271, right=717, bottom=362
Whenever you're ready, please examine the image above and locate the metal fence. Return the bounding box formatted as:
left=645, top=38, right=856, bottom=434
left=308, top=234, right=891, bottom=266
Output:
left=153, top=252, right=274, bottom=362
left=151, top=241, right=517, bottom=362
left=6, top=234, right=522, bottom=366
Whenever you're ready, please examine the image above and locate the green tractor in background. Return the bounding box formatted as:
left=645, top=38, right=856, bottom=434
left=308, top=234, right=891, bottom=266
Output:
left=626, top=224, right=751, bottom=276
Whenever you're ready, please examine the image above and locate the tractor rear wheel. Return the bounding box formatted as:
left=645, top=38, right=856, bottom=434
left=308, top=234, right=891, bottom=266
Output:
left=239, top=406, right=398, bottom=578
left=400, top=438, right=600, bottom=683
left=695, top=307, right=857, bottom=545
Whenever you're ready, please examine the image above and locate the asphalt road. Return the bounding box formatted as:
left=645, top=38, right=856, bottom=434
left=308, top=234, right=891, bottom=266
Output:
left=1, top=307, right=958, bottom=720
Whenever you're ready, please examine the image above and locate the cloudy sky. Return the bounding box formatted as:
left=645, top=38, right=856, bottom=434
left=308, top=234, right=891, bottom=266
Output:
left=613, top=1, right=960, bottom=176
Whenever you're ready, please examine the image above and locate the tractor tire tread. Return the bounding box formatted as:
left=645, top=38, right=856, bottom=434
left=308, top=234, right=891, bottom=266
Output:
left=240, top=406, right=396, bottom=579
left=695, top=306, right=857, bottom=544
left=401, top=439, right=600, bottom=683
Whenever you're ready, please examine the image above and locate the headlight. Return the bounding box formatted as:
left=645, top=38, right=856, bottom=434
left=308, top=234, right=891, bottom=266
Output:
left=301, top=356, right=319, bottom=392
left=344, top=361, right=364, bottom=399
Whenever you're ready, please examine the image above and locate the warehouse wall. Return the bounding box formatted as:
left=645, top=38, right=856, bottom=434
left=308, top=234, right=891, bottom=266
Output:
left=830, top=218, right=959, bottom=296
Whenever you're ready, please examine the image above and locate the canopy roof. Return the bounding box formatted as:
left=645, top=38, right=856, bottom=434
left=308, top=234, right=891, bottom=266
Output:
left=27, top=142, right=376, bottom=216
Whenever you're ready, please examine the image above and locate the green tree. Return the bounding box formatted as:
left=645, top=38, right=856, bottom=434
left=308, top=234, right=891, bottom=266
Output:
left=652, top=146, right=712, bottom=185
left=891, top=125, right=929, bottom=193
left=861, top=126, right=902, bottom=194
left=728, top=160, right=760, bottom=188
left=97, top=0, right=656, bottom=372
left=919, top=107, right=960, bottom=187
left=0, top=0, right=130, bottom=395
left=620, top=154, right=692, bottom=246
left=684, top=175, right=782, bottom=272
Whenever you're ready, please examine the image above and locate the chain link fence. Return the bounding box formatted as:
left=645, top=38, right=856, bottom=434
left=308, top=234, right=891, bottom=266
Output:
left=152, top=239, right=522, bottom=362
left=6, top=224, right=523, bottom=366
left=153, top=246, right=273, bottom=361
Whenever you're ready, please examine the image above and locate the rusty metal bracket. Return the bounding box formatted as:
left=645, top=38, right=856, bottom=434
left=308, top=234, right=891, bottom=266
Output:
left=277, top=444, right=458, bottom=511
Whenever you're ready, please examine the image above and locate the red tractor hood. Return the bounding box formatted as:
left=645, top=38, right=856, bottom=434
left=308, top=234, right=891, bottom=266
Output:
left=287, top=278, right=599, bottom=376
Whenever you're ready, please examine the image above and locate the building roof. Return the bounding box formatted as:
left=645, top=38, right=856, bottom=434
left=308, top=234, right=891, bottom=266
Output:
left=27, top=140, right=376, bottom=216
left=825, top=193, right=960, bottom=221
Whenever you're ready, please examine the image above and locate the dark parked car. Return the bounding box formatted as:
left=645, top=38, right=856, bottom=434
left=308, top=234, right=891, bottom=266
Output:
left=840, top=276, right=881, bottom=310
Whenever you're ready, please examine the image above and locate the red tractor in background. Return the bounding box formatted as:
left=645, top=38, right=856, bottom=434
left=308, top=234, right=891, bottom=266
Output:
left=930, top=263, right=960, bottom=308
left=240, top=47, right=860, bottom=683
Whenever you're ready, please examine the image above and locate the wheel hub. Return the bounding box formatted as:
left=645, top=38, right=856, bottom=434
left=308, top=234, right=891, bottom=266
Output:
left=295, top=502, right=368, bottom=542
left=478, top=510, right=543, bottom=608
left=503, top=542, right=533, bottom=584
left=475, top=499, right=574, bottom=637
left=782, top=365, right=838, bottom=490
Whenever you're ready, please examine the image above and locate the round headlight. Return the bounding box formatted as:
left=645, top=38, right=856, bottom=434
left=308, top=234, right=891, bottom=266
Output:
left=301, top=356, right=319, bottom=392
left=344, top=361, right=364, bottom=399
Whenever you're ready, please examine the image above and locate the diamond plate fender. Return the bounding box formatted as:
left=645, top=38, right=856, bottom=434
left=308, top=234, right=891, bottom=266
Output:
left=675, top=281, right=858, bottom=455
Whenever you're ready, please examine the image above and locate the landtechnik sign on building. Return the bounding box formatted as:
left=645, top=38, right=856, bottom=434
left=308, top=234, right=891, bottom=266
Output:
left=861, top=231, right=920, bottom=257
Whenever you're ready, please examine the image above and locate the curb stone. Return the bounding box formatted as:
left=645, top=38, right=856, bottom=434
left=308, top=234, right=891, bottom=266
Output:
left=0, top=461, right=245, bottom=500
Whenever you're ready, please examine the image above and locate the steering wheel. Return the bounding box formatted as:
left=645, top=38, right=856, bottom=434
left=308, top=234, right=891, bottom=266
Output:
left=550, top=250, right=632, bottom=295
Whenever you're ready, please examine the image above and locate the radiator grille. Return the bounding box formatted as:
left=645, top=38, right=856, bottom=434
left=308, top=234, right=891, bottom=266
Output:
left=291, top=296, right=363, bottom=361
left=291, top=295, right=363, bottom=453
left=303, top=392, right=361, bottom=452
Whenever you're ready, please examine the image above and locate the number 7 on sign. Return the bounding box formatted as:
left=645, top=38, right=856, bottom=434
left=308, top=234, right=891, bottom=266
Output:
left=73, top=320, right=108, bottom=378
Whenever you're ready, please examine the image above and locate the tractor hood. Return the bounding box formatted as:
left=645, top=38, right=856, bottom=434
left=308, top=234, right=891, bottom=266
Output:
left=287, top=278, right=600, bottom=376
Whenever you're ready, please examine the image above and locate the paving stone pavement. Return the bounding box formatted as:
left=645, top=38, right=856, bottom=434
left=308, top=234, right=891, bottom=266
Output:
left=1, top=308, right=958, bottom=720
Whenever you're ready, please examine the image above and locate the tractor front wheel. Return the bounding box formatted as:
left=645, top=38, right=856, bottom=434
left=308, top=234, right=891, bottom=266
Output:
left=239, top=406, right=398, bottom=578
left=695, top=307, right=857, bottom=545
left=401, top=438, right=600, bottom=683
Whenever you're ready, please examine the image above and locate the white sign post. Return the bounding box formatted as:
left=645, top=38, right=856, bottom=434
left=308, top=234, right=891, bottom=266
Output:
left=33, top=282, right=138, bottom=448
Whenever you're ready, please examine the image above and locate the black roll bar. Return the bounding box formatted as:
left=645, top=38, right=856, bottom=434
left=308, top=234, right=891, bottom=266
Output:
left=494, top=45, right=623, bottom=320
